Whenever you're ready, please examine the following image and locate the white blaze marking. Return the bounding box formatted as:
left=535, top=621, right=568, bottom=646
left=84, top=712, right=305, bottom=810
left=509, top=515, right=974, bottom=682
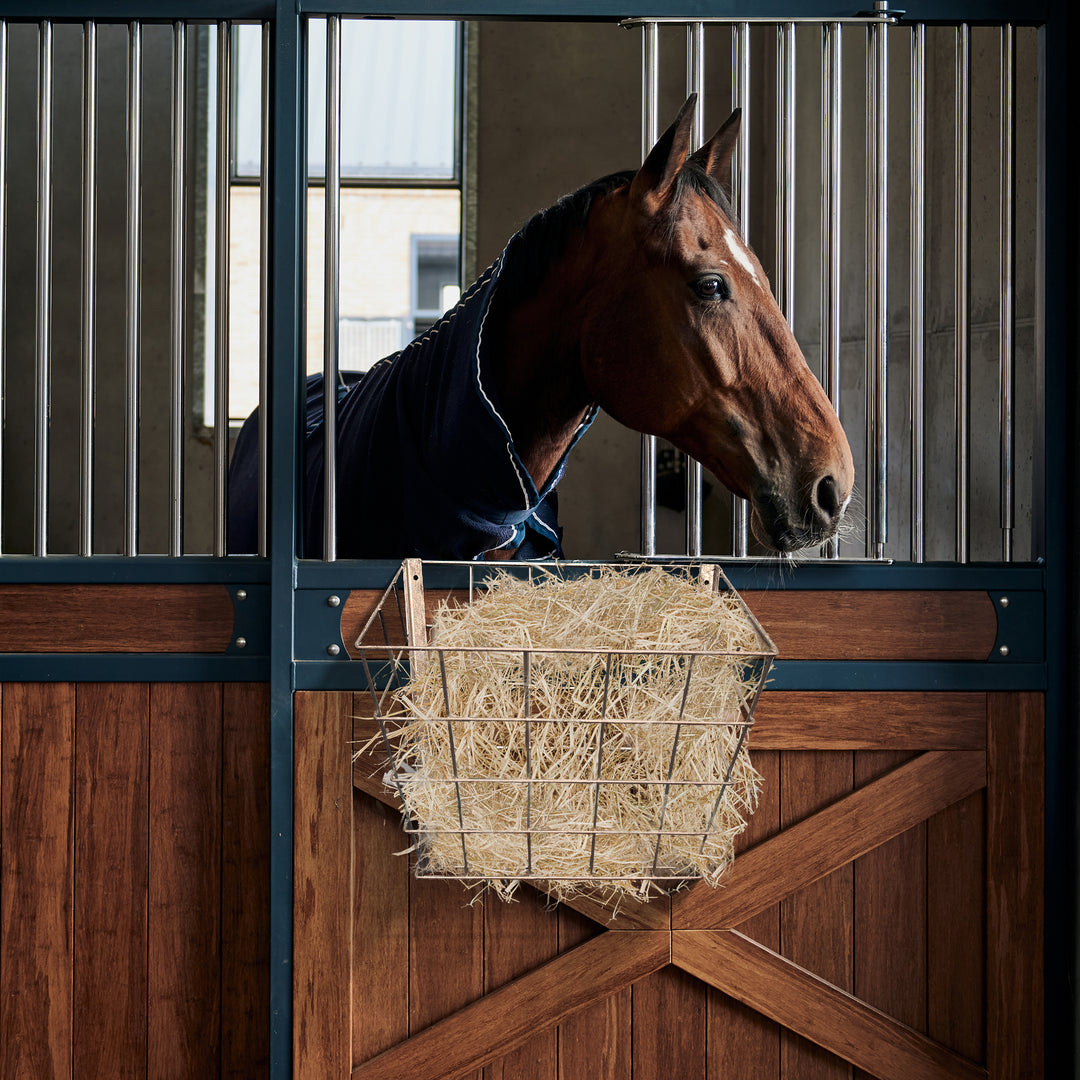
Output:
left=723, top=227, right=762, bottom=288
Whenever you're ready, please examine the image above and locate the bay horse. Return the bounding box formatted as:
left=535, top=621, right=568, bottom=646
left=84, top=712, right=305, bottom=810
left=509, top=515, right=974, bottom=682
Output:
left=228, top=96, right=854, bottom=559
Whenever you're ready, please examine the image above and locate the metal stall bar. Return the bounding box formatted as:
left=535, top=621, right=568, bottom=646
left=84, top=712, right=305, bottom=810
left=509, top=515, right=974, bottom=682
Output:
left=323, top=14, right=341, bottom=562
left=999, top=23, right=1015, bottom=562
left=730, top=21, right=750, bottom=556
left=0, top=21, right=5, bottom=553
left=685, top=21, right=704, bottom=557
left=169, top=21, right=186, bottom=557
left=213, top=20, right=232, bottom=556
left=35, top=21, right=53, bottom=557
left=258, top=20, right=270, bottom=556
left=910, top=22, right=926, bottom=563
left=955, top=23, right=970, bottom=563
left=821, top=21, right=842, bottom=559
left=80, top=21, right=96, bottom=557
left=268, top=3, right=305, bottom=1072
left=775, top=22, right=796, bottom=325
left=640, top=20, right=658, bottom=556
left=124, top=21, right=141, bottom=556
left=865, top=14, right=888, bottom=560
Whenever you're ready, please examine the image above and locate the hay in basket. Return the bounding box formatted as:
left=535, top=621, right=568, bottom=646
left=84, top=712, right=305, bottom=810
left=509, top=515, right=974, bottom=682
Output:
left=357, top=561, right=776, bottom=907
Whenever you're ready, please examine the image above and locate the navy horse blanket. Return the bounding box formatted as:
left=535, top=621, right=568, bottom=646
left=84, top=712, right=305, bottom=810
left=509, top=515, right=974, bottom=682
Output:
left=228, top=246, right=596, bottom=559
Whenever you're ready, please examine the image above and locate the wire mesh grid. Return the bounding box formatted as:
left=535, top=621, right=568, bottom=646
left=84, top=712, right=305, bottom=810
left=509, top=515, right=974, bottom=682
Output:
left=355, top=560, right=776, bottom=898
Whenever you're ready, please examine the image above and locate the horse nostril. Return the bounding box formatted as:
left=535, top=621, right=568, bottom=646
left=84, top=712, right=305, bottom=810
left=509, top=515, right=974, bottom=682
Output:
left=813, top=475, right=842, bottom=522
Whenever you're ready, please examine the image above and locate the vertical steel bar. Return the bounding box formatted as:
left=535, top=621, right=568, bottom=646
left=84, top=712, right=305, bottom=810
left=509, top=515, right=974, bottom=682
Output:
left=774, top=23, right=796, bottom=326
left=999, top=24, right=1015, bottom=562
left=0, top=23, right=6, bottom=552
left=323, top=14, right=341, bottom=561
left=822, top=22, right=842, bottom=558
left=213, top=20, right=231, bottom=556
left=79, top=22, right=96, bottom=557
left=955, top=23, right=970, bottom=563
left=0, top=22, right=5, bottom=553
left=685, top=22, right=704, bottom=557
left=35, top=21, right=53, bottom=557
left=731, top=22, right=750, bottom=556
left=124, top=21, right=141, bottom=556
left=910, top=23, right=926, bottom=563
left=865, top=17, right=889, bottom=560
left=258, top=20, right=271, bottom=557
left=587, top=653, right=614, bottom=875
left=169, top=21, right=186, bottom=557
left=640, top=21, right=658, bottom=556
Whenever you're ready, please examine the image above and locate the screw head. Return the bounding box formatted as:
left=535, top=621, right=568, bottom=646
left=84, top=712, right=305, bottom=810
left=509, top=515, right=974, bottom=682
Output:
left=327, top=594, right=341, bottom=607
left=999, top=644, right=1010, bottom=657
left=235, top=636, right=247, bottom=649
left=327, top=643, right=341, bottom=657
left=999, top=596, right=1010, bottom=608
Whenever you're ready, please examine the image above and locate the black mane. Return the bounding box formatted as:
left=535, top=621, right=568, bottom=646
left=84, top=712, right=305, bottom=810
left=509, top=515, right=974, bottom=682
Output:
left=493, top=162, right=740, bottom=309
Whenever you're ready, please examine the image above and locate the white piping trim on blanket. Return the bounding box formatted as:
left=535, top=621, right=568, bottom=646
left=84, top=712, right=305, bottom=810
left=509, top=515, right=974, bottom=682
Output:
left=474, top=256, right=533, bottom=515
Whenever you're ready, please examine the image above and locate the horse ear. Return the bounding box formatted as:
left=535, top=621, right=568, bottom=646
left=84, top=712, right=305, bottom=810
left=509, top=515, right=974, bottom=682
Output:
left=688, top=108, right=741, bottom=185
left=629, top=94, right=698, bottom=211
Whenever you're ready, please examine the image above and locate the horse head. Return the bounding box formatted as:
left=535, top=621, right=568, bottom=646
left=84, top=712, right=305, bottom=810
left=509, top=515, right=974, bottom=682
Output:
left=579, top=96, right=854, bottom=553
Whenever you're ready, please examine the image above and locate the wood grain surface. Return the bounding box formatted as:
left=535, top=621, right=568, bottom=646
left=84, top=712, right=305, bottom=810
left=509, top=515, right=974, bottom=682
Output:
left=1, top=682, right=76, bottom=1080
left=674, top=930, right=986, bottom=1080
left=352, top=932, right=669, bottom=1080
left=672, top=750, right=987, bottom=930
left=148, top=682, right=223, bottom=1078
left=986, top=693, right=1044, bottom=1079
left=344, top=588, right=999, bottom=662
left=0, top=584, right=235, bottom=652
left=74, top=683, right=149, bottom=1080
left=294, top=691, right=355, bottom=1080
left=741, top=590, right=998, bottom=660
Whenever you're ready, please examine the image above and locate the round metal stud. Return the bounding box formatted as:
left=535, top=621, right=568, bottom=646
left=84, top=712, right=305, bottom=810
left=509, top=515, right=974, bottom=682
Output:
left=999, top=644, right=1010, bottom=657
left=327, top=643, right=341, bottom=657
left=235, top=636, right=247, bottom=649
left=999, top=595, right=1010, bottom=608
left=236, top=588, right=247, bottom=601
left=327, top=594, right=341, bottom=607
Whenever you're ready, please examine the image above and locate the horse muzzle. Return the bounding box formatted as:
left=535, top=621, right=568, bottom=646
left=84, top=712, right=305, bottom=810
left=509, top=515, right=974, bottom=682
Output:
left=749, top=474, right=850, bottom=553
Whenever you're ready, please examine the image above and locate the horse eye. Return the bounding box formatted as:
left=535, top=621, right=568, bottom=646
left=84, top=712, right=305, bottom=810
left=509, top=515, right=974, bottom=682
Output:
left=692, top=274, right=730, bottom=302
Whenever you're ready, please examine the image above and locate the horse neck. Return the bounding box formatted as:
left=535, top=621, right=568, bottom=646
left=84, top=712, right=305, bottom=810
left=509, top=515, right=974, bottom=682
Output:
left=484, top=254, right=594, bottom=492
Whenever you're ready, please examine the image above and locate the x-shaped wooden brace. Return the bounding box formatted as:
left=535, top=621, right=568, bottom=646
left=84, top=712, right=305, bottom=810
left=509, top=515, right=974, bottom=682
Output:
left=350, top=747, right=987, bottom=1080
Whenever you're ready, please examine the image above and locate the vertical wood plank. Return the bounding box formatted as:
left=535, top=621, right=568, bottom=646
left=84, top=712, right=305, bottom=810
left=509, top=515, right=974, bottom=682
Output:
left=294, top=691, right=354, bottom=1079
left=557, top=908, right=631, bottom=1080
left=482, top=890, right=558, bottom=1080
left=222, top=683, right=270, bottom=1078
left=927, top=789, right=985, bottom=1062
left=352, top=702, right=410, bottom=1067
left=1, top=682, right=75, bottom=1080
left=74, top=682, right=149, bottom=1080
left=779, top=750, right=853, bottom=1080
left=409, top=865, right=483, bottom=1080
left=149, top=682, right=223, bottom=1079
left=708, top=748, right=781, bottom=1080
left=632, top=966, right=707, bottom=1078
left=986, top=692, right=1043, bottom=1079
left=852, top=751, right=926, bottom=1080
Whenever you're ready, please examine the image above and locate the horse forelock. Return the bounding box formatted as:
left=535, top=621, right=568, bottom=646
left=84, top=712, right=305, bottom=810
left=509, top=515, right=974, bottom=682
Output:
left=659, top=163, right=742, bottom=255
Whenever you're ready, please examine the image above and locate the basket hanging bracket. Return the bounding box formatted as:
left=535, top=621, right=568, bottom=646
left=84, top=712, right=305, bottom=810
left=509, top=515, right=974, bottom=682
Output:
left=403, top=557, right=429, bottom=677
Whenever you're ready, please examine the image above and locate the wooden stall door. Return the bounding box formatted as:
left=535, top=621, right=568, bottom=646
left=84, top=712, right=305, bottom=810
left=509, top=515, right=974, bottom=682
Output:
left=295, top=689, right=1043, bottom=1080
left=0, top=682, right=271, bottom=1080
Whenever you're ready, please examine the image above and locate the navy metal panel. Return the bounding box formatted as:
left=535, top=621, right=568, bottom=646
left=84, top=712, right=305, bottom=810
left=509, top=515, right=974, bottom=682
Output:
left=267, top=4, right=305, bottom=1077
left=0, top=555, right=270, bottom=584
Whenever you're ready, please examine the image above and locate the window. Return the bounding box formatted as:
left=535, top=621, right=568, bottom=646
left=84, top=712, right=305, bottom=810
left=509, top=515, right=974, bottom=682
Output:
left=204, top=20, right=463, bottom=425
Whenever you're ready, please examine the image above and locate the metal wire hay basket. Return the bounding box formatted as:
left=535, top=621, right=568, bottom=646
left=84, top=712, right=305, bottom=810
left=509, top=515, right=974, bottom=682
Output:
left=355, top=559, right=776, bottom=903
